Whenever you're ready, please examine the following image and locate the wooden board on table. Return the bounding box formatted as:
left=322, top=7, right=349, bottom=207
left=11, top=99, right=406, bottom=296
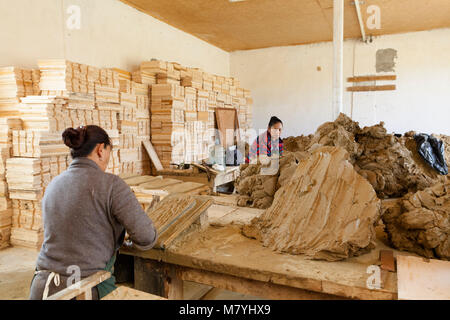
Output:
left=138, top=178, right=182, bottom=190
left=211, top=194, right=239, bottom=206
left=207, top=205, right=264, bottom=227
left=118, top=173, right=140, bottom=180
left=123, top=175, right=162, bottom=186
left=102, top=286, right=166, bottom=300
left=162, top=182, right=209, bottom=195
left=146, top=194, right=213, bottom=249
left=215, top=108, right=240, bottom=148
left=397, top=255, right=450, bottom=300
left=142, top=140, right=163, bottom=171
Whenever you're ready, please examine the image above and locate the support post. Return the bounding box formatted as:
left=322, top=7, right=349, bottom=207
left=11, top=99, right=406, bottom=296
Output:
left=333, top=0, right=344, bottom=119
left=134, top=257, right=183, bottom=299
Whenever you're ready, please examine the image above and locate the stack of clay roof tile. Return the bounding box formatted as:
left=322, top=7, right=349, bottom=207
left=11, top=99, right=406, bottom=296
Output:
left=0, top=57, right=252, bottom=249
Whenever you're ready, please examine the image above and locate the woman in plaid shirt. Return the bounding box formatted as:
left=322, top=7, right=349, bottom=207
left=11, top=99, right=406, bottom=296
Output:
left=246, top=116, right=284, bottom=164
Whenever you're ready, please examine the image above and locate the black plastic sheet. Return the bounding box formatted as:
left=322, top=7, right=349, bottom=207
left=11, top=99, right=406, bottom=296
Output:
left=414, top=133, right=448, bottom=175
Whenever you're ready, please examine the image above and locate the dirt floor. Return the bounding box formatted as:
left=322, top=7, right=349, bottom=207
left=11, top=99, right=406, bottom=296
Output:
left=0, top=246, right=262, bottom=300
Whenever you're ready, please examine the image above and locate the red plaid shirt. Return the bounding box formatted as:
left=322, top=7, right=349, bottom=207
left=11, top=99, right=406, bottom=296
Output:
left=246, top=130, right=283, bottom=164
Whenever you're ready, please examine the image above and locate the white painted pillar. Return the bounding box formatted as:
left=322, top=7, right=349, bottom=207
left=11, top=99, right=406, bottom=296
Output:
left=333, top=0, right=344, bottom=119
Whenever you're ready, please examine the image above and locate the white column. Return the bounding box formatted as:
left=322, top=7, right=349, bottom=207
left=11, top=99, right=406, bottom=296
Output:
left=333, top=0, right=344, bottom=119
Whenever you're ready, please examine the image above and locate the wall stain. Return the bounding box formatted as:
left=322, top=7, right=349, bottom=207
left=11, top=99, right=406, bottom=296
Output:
left=376, top=48, right=397, bottom=72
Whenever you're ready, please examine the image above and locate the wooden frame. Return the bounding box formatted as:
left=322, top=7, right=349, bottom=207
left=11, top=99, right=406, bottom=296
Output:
left=132, top=257, right=343, bottom=300
left=46, top=271, right=111, bottom=300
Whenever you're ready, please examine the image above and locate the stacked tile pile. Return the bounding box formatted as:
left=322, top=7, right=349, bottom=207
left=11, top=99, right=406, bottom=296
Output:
left=140, top=59, right=253, bottom=169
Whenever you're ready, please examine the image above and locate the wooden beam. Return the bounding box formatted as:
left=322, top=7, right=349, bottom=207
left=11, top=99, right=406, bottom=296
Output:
left=102, top=286, right=167, bottom=300
left=46, top=271, right=111, bottom=300
left=347, top=85, right=396, bottom=92
left=134, top=257, right=183, bottom=299
left=347, top=75, right=397, bottom=82
left=142, top=140, right=163, bottom=171
left=179, top=263, right=345, bottom=300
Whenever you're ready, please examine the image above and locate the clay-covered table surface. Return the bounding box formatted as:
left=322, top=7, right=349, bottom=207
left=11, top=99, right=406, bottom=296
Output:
left=120, top=205, right=407, bottom=300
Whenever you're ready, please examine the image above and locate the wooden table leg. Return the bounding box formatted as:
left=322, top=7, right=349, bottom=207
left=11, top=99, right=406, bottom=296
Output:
left=114, top=253, right=134, bottom=284
left=134, top=257, right=183, bottom=300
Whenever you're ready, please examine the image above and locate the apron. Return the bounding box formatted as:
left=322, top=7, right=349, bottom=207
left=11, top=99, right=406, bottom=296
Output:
left=32, top=253, right=117, bottom=300
left=95, top=253, right=118, bottom=299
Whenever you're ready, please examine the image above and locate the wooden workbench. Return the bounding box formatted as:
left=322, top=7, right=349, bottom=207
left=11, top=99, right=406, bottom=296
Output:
left=156, top=165, right=240, bottom=193
left=118, top=203, right=400, bottom=300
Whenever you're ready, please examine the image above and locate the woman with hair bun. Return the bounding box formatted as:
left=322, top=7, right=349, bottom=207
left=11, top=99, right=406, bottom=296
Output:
left=29, top=125, right=157, bottom=300
left=246, top=116, right=284, bottom=165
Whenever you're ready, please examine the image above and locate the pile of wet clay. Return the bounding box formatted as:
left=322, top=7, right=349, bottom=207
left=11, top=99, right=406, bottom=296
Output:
left=237, top=113, right=447, bottom=208
left=242, top=146, right=381, bottom=261
left=382, top=177, right=450, bottom=260
left=235, top=113, right=449, bottom=260
left=235, top=164, right=278, bottom=209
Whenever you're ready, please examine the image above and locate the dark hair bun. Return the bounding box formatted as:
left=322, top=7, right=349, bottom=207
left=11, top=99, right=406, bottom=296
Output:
left=62, top=127, right=86, bottom=149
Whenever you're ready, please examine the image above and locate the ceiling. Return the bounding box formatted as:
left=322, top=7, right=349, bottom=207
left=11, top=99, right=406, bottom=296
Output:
left=120, top=0, right=450, bottom=51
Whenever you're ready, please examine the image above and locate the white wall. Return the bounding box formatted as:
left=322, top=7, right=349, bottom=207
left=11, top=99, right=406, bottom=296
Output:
left=231, top=28, right=450, bottom=137
left=0, top=0, right=230, bottom=76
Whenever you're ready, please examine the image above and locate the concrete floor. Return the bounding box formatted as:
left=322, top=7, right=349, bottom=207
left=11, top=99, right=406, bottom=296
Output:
left=0, top=246, right=38, bottom=300
left=0, top=246, right=262, bottom=300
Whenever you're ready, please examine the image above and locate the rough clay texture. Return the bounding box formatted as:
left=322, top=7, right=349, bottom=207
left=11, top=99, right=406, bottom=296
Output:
left=237, top=113, right=448, bottom=208
left=382, top=177, right=450, bottom=260
left=242, top=146, right=381, bottom=261
left=235, top=164, right=278, bottom=209
left=236, top=114, right=449, bottom=260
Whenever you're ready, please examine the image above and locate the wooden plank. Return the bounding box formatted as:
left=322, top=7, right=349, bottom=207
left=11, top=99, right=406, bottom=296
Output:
left=46, top=271, right=111, bottom=300
left=184, top=281, right=214, bottom=300
left=347, top=85, right=396, bottom=92
left=162, top=182, right=208, bottom=194
left=123, top=175, right=162, bottom=186
left=211, top=194, right=239, bottom=206
left=397, top=255, right=450, bottom=300
left=207, top=205, right=264, bottom=227
left=199, top=287, right=222, bottom=300
left=146, top=195, right=212, bottom=249
left=347, top=75, right=397, bottom=82
left=138, top=178, right=182, bottom=190
left=178, top=263, right=344, bottom=300
left=102, top=286, right=167, bottom=300
left=142, top=140, right=164, bottom=171
left=380, top=250, right=396, bottom=272
left=215, top=108, right=240, bottom=148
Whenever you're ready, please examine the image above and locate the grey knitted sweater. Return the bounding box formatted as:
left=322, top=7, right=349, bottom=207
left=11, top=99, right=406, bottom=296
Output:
left=36, top=157, right=157, bottom=277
